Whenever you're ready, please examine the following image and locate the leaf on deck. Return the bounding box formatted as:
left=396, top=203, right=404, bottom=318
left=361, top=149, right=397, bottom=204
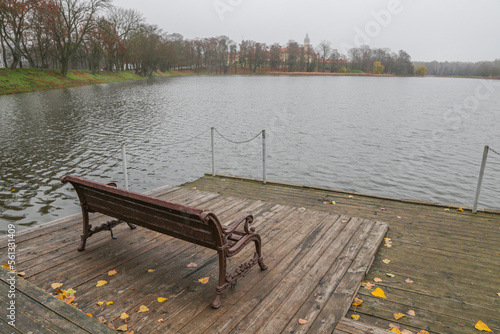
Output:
left=138, top=305, right=149, bottom=313
left=120, top=313, right=129, bottom=320
left=371, top=288, right=387, bottom=299
left=475, top=321, right=492, bottom=332
left=351, top=314, right=360, bottom=320
left=394, top=313, right=406, bottom=320
left=51, top=282, right=63, bottom=290
left=198, top=277, right=210, bottom=284
left=352, top=297, right=363, bottom=306
left=298, top=318, right=308, bottom=325
left=96, top=280, right=107, bottom=287
left=116, top=324, right=128, bottom=332
left=108, top=269, right=118, bottom=276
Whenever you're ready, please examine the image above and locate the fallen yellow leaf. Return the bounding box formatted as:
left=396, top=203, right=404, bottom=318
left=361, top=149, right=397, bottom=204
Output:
left=86, top=313, right=93, bottom=318
left=352, top=297, right=363, bottom=306
left=417, top=331, right=429, bottom=334
left=51, top=283, right=64, bottom=290
left=96, top=280, right=107, bottom=287
left=351, top=314, right=360, bottom=320
left=394, top=313, right=406, bottom=320
left=96, top=301, right=104, bottom=306
left=391, top=328, right=401, bottom=334
left=386, top=273, right=395, bottom=278
left=362, top=281, right=375, bottom=289
left=106, top=301, right=113, bottom=306
left=457, top=208, right=464, bottom=212
left=374, top=277, right=383, bottom=282
left=298, top=318, right=308, bottom=325
left=371, top=288, right=387, bottom=299
left=157, top=297, right=167, bottom=303
left=496, top=292, right=500, bottom=297
left=148, top=269, right=154, bottom=273
left=120, top=313, right=129, bottom=320
left=348, top=195, right=354, bottom=199
left=407, top=310, right=415, bottom=316
left=198, top=277, right=210, bottom=284
left=66, top=288, right=77, bottom=294
left=138, top=305, right=149, bottom=313
left=382, top=259, right=391, bottom=264
left=116, top=324, right=128, bottom=332
left=17, top=271, right=26, bottom=276
left=475, top=321, right=492, bottom=332
left=158, top=318, right=164, bottom=323
left=108, top=269, right=118, bottom=276
left=329, top=201, right=336, bottom=205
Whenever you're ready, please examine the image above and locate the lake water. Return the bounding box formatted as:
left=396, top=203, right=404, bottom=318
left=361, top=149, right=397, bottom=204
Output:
left=1, top=75, right=499, bottom=233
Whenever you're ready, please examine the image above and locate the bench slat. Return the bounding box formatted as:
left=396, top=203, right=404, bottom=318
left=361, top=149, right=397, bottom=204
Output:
left=79, top=187, right=217, bottom=249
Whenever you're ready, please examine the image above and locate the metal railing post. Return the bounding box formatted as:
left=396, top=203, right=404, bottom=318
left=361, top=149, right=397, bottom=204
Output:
left=472, top=145, right=489, bottom=214
left=121, top=142, right=129, bottom=190
left=211, top=127, right=215, bottom=177
left=262, top=130, right=267, bottom=184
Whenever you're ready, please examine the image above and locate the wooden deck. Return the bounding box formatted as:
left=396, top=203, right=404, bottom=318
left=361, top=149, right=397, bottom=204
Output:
left=0, top=183, right=388, bottom=333
left=181, top=174, right=500, bottom=334
left=0, top=267, right=115, bottom=334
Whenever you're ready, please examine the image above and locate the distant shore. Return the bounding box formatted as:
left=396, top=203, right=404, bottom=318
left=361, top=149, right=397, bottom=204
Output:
left=1, top=68, right=498, bottom=96
left=0, top=69, right=187, bottom=96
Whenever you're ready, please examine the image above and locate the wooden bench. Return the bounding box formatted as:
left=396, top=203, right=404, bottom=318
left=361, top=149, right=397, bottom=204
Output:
left=61, top=175, right=267, bottom=309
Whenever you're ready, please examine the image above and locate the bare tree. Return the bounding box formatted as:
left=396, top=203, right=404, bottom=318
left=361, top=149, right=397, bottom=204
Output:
left=0, top=0, right=37, bottom=68
left=47, top=0, right=111, bottom=77
left=286, top=40, right=299, bottom=72
left=316, top=40, right=331, bottom=72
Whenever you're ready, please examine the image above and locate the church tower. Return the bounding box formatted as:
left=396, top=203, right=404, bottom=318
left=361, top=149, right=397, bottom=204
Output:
left=304, top=33, right=310, bottom=52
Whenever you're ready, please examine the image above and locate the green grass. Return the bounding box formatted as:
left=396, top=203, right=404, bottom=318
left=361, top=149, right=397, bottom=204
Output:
left=0, top=69, right=178, bottom=95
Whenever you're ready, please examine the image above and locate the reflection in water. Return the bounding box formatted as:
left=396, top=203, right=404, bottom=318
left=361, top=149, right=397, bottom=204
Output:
left=1, top=76, right=499, bottom=232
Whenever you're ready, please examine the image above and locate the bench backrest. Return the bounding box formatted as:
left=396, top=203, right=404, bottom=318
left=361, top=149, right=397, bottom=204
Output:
left=62, top=175, right=224, bottom=250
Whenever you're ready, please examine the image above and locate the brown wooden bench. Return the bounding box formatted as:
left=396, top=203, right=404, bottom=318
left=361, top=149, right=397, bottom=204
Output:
left=61, top=175, right=267, bottom=309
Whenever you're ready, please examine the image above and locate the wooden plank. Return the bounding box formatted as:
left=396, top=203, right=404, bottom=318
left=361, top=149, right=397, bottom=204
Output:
left=0, top=268, right=115, bottom=334
left=255, top=218, right=375, bottom=334
left=0, top=281, right=88, bottom=334
left=0, top=295, right=49, bottom=334
left=302, top=222, right=388, bottom=334
left=334, top=317, right=392, bottom=333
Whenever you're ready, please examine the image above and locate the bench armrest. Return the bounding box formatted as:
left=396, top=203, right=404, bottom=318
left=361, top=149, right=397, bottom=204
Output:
left=224, top=214, right=254, bottom=235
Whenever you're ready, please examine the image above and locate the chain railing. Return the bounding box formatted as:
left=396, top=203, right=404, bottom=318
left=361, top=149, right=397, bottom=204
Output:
left=211, top=127, right=267, bottom=184
left=76, top=127, right=268, bottom=190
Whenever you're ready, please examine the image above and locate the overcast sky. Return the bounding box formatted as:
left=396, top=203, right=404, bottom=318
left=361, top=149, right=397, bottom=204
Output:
left=111, top=0, right=500, bottom=62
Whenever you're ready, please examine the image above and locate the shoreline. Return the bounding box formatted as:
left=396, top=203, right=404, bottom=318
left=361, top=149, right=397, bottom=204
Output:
left=0, top=69, right=188, bottom=96
left=1, top=68, right=498, bottom=96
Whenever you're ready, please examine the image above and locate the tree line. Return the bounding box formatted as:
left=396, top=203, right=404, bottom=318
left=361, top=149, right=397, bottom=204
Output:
left=413, top=60, right=500, bottom=77
left=1, top=0, right=497, bottom=78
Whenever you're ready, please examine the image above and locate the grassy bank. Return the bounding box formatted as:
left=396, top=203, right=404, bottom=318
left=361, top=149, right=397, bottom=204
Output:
left=0, top=69, right=182, bottom=95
